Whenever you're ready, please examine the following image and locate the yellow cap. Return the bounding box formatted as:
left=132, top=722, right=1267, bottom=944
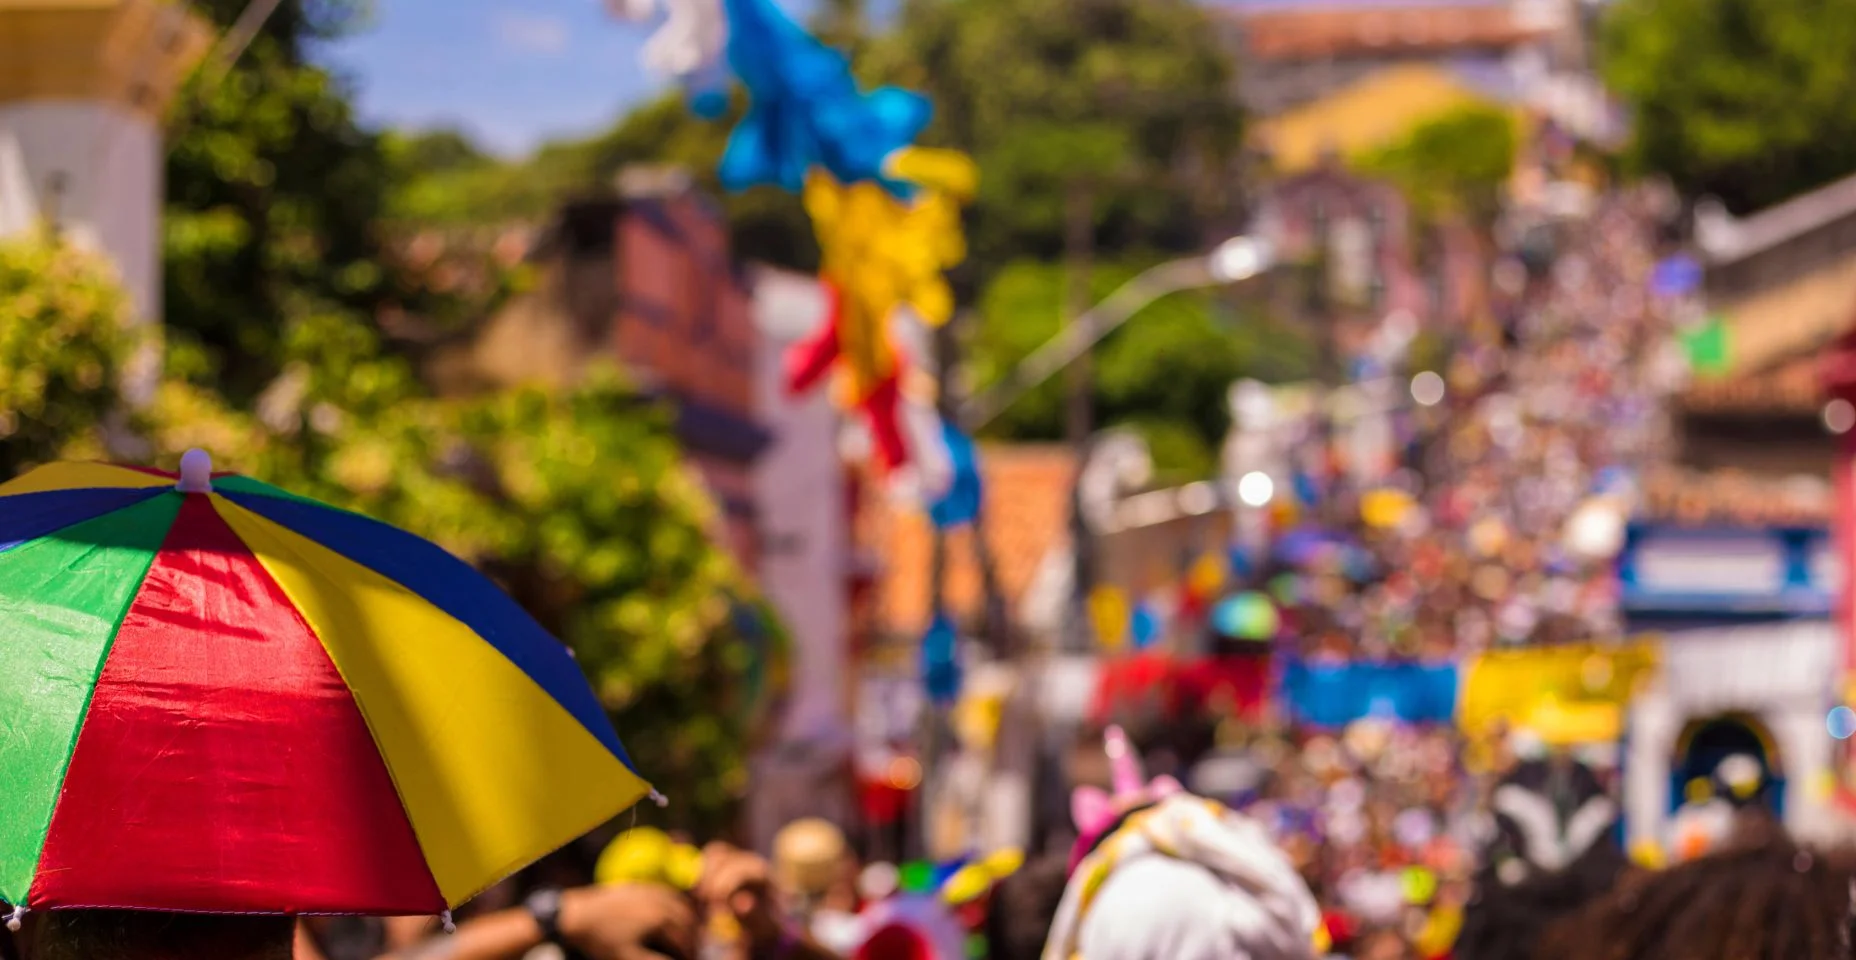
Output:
left=596, top=827, right=703, bottom=890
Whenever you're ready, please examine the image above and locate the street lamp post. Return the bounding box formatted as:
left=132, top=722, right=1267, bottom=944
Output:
left=959, top=235, right=1275, bottom=655
left=960, top=236, right=1276, bottom=432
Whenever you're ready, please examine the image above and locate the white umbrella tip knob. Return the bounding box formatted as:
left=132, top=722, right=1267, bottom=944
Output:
left=177, top=449, right=214, bottom=493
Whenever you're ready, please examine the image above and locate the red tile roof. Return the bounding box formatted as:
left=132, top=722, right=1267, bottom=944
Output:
left=876, top=445, right=1077, bottom=637
left=1223, top=4, right=1549, bottom=61
left=1637, top=467, right=1833, bottom=526
left=1681, top=353, right=1825, bottom=416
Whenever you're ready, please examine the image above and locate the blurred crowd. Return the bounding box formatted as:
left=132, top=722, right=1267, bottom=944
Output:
left=1267, top=188, right=1684, bottom=665
left=1113, top=187, right=1693, bottom=958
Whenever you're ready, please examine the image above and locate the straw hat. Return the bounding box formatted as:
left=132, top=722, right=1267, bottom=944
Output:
left=773, top=818, right=848, bottom=896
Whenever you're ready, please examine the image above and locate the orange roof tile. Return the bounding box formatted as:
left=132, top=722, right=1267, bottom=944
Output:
left=1226, top=5, right=1548, bottom=61
left=876, top=445, right=1077, bottom=638
left=1637, top=467, right=1833, bottom=527
left=1681, top=353, right=1825, bottom=416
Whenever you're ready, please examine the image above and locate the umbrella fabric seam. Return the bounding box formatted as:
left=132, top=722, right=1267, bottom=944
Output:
left=4, top=493, right=182, bottom=907
left=0, top=488, right=167, bottom=555
left=30, top=494, right=447, bottom=914
left=205, top=496, right=460, bottom=908
left=210, top=497, right=651, bottom=906
left=217, top=489, right=638, bottom=771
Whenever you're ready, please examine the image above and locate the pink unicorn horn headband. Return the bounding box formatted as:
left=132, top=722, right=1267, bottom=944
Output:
left=1069, top=725, right=1184, bottom=872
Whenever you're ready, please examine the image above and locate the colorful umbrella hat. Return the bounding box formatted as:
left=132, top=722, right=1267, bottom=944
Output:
left=0, top=453, right=652, bottom=920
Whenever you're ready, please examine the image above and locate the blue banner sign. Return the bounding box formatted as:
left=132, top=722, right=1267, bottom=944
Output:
left=1280, top=660, right=1459, bottom=728
left=1618, top=524, right=1833, bottom=616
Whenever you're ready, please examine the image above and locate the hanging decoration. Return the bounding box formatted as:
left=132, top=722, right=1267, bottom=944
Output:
left=928, top=419, right=983, bottom=530
left=921, top=612, right=962, bottom=706
left=785, top=148, right=978, bottom=473
left=611, top=0, right=982, bottom=513
left=710, top=0, right=931, bottom=194
left=605, top=0, right=727, bottom=79
left=1129, top=600, right=1161, bottom=651
left=1212, top=591, right=1280, bottom=642
left=1088, top=585, right=1130, bottom=651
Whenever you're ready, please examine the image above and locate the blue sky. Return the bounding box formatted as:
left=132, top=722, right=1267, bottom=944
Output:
left=315, top=0, right=1374, bottom=158
left=315, top=0, right=812, bottom=158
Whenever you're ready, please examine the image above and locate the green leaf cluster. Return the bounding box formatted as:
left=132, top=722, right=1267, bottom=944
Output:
left=1602, top=0, right=1856, bottom=212
left=1353, top=105, right=1518, bottom=224
left=0, top=236, right=135, bottom=478
left=970, top=259, right=1314, bottom=480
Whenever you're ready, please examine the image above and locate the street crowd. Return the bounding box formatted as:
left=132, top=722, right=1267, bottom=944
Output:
left=1141, top=185, right=1693, bottom=958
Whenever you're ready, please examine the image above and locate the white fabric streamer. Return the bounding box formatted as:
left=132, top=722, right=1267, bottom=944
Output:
left=606, top=0, right=727, bottom=77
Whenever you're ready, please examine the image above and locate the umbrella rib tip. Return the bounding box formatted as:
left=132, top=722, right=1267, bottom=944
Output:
left=649, top=788, right=669, bottom=808
left=6, top=904, right=26, bottom=932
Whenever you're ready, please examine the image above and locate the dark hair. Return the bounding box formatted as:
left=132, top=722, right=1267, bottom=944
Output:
left=32, top=910, right=294, bottom=960
left=984, top=855, right=1070, bottom=960
left=1455, top=758, right=1629, bottom=960
left=1538, top=829, right=1856, bottom=960
left=1457, top=841, right=1629, bottom=960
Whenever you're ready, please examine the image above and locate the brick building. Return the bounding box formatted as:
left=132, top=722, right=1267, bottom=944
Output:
left=428, top=174, right=770, bottom=571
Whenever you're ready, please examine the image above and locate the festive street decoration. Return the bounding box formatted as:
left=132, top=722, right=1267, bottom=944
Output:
left=1089, top=585, right=1130, bottom=651
left=712, top=0, right=930, bottom=194
left=0, top=456, right=649, bottom=915
left=1212, top=591, right=1280, bottom=642
left=606, top=0, right=727, bottom=78
left=921, top=612, right=963, bottom=706
left=785, top=148, right=977, bottom=473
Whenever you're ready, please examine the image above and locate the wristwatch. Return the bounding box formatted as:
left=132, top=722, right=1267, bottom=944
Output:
left=525, top=887, right=566, bottom=946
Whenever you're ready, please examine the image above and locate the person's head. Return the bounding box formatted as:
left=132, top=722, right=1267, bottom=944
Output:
left=1046, top=793, right=1321, bottom=960
left=983, top=855, right=1067, bottom=960
left=1539, top=826, right=1855, bottom=960
left=773, top=818, right=849, bottom=902
left=1455, top=758, right=1628, bottom=960
left=27, top=910, right=293, bottom=960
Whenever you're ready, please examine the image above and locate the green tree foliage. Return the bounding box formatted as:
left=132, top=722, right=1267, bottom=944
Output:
left=970, top=259, right=1313, bottom=478
left=380, top=93, right=816, bottom=272
left=164, top=1, right=395, bottom=402
left=1354, top=105, right=1517, bottom=223
left=870, top=0, right=1244, bottom=270
left=0, top=235, right=133, bottom=478
left=1602, top=0, right=1856, bottom=213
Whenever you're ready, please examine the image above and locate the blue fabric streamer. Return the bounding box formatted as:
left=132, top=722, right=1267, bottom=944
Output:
left=1280, top=660, right=1458, bottom=728
left=717, top=0, right=931, bottom=195
left=1130, top=602, right=1160, bottom=650
left=929, top=421, right=982, bottom=529
left=921, top=611, right=962, bottom=706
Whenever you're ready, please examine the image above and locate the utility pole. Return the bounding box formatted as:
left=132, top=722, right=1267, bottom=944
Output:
left=1063, top=180, right=1097, bottom=654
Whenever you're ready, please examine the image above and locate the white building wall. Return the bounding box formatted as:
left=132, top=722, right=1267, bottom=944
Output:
left=1625, top=620, right=1840, bottom=847
left=0, top=102, right=161, bottom=324
left=750, top=268, right=850, bottom=744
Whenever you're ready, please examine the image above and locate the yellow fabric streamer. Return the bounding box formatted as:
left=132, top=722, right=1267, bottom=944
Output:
left=802, top=148, right=977, bottom=402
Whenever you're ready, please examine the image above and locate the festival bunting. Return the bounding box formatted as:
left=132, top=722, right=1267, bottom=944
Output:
left=606, top=0, right=726, bottom=78
left=612, top=0, right=982, bottom=513
left=710, top=0, right=931, bottom=195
